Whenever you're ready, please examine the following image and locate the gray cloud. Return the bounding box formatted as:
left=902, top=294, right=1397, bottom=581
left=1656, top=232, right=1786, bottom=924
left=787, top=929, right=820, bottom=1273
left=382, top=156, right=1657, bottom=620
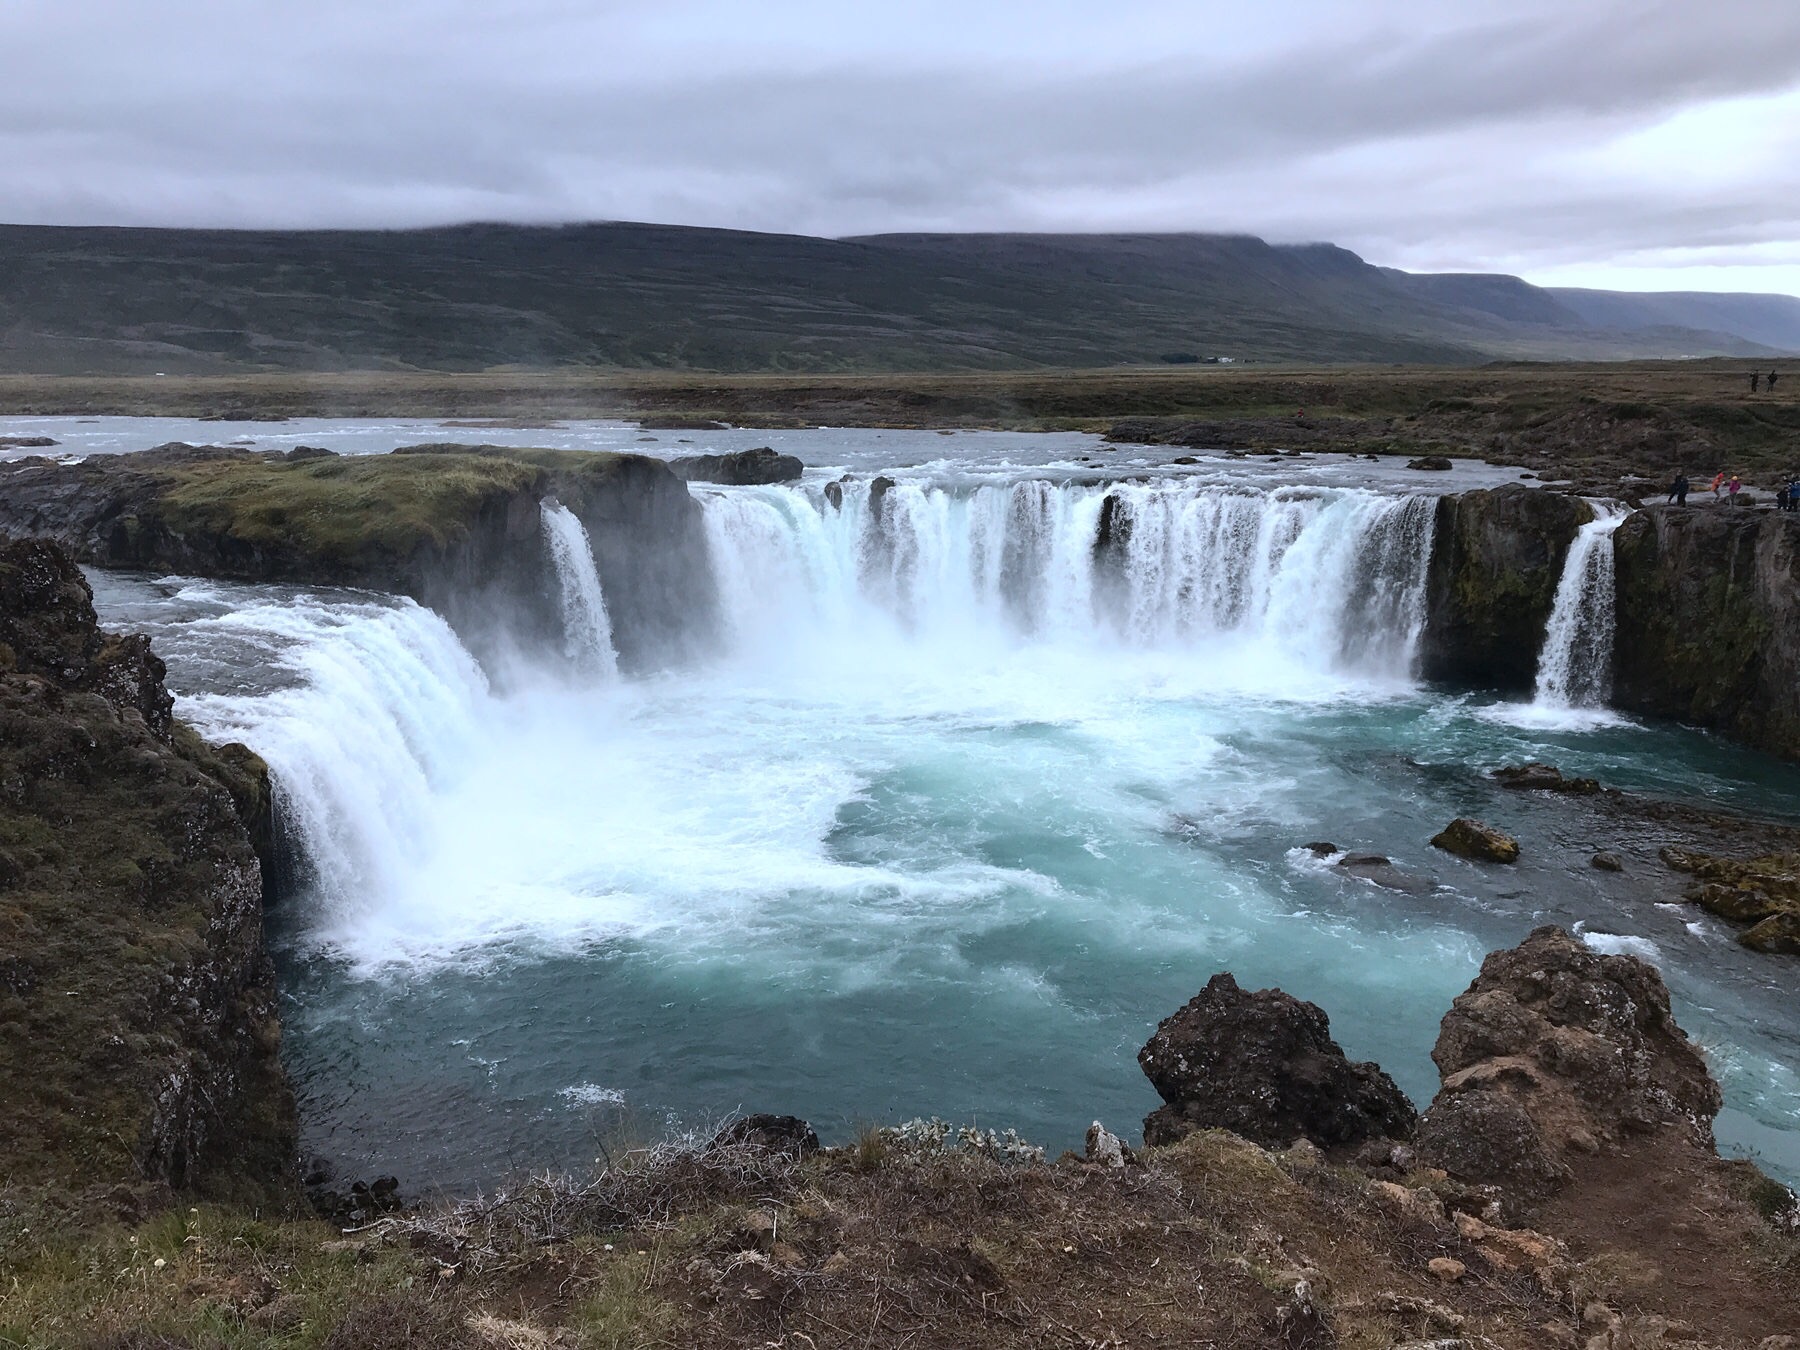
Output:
left=1, top=0, right=1797, bottom=291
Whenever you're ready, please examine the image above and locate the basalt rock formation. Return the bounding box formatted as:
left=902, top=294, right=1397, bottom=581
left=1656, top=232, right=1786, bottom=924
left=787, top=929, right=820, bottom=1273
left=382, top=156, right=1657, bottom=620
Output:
left=0, top=537, right=295, bottom=1208
left=1419, top=485, right=1593, bottom=691
left=1612, top=504, right=1800, bottom=761
left=0, top=442, right=720, bottom=672
left=1137, top=971, right=1417, bottom=1150
left=667, top=446, right=804, bottom=485
left=1416, top=926, right=1721, bottom=1201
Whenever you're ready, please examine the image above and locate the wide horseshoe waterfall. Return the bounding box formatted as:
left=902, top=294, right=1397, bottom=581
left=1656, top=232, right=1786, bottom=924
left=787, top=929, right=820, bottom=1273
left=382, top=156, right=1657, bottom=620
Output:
left=85, top=464, right=1800, bottom=1193
left=700, top=479, right=1439, bottom=682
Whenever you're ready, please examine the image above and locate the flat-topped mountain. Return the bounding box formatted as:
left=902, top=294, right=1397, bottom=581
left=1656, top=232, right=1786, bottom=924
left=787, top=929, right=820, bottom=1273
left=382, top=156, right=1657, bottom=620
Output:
left=0, top=221, right=1795, bottom=374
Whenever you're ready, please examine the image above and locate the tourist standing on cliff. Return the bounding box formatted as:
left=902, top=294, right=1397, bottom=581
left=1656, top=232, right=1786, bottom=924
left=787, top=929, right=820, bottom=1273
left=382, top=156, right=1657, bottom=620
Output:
left=1788, top=476, right=1800, bottom=511
left=1728, top=474, right=1742, bottom=502
left=1780, top=482, right=1792, bottom=512
left=1752, top=372, right=1761, bottom=392
left=1710, top=471, right=1727, bottom=498
left=1770, top=371, right=1780, bottom=392
left=1669, top=473, right=1689, bottom=505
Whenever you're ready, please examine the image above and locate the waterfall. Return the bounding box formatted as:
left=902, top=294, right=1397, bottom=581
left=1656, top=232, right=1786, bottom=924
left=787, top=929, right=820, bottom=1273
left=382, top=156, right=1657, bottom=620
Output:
left=540, top=499, right=620, bottom=679
left=177, top=595, right=493, bottom=931
left=698, top=478, right=1438, bottom=681
left=1534, top=503, right=1627, bottom=708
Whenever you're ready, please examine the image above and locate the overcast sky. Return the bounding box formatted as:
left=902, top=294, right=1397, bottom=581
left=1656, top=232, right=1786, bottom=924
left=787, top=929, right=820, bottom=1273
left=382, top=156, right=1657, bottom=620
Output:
left=3, top=0, right=1798, bottom=295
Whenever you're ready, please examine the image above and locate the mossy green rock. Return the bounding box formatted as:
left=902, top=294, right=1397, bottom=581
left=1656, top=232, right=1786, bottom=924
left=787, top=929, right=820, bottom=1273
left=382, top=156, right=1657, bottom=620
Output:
left=1430, top=817, right=1520, bottom=863
left=1739, top=912, right=1800, bottom=955
left=0, top=538, right=295, bottom=1210
left=0, top=442, right=719, bottom=670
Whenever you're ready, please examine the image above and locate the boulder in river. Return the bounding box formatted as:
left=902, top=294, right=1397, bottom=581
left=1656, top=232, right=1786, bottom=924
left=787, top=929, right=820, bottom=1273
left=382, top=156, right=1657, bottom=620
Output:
left=1407, top=455, right=1454, bottom=470
left=667, top=447, right=803, bottom=485
left=1739, top=912, right=1800, bottom=956
left=1492, top=762, right=1599, bottom=794
left=1431, top=818, right=1520, bottom=863
left=1417, top=926, right=1721, bottom=1200
left=1138, top=972, right=1417, bottom=1150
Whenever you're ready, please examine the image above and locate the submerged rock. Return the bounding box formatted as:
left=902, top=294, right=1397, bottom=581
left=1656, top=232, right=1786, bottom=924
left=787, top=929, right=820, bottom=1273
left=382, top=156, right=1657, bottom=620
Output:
left=667, top=446, right=803, bottom=485
left=1590, top=851, right=1624, bottom=872
left=1492, top=762, right=1599, bottom=794
left=1431, top=818, right=1519, bottom=863
left=1138, top=972, right=1417, bottom=1150
left=1417, top=926, right=1720, bottom=1200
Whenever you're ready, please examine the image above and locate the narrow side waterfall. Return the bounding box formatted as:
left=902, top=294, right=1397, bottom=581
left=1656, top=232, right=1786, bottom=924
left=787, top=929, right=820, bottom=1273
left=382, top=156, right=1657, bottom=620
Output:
left=699, top=479, right=1438, bottom=681
left=1534, top=503, right=1627, bottom=708
left=539, top=499, right=620, bottom=679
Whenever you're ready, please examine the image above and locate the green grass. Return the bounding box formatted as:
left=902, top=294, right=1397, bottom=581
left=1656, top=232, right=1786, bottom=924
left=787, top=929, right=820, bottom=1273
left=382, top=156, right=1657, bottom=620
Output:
left=143, top=449, right=627, bottom=568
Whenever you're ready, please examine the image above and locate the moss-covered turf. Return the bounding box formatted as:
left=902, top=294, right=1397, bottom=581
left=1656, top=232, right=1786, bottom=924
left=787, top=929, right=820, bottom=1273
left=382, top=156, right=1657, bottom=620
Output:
left=135, top=449, right=625, bottom=568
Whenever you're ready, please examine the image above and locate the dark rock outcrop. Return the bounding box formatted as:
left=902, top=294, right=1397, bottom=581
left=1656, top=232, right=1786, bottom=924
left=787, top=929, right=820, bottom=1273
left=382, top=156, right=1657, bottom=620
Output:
left=0, top=537, right=295, bottom=1206
left=1612, top=505, right=1800, bottom=761
left=0, top=443, right=720, bottom=673
left=667, top=447, right=804, bottom=485
left=1430, top=817, right=1519, bottom=863
left=1662, top=846, right=1800, bottom=957
left=709, top=1113, right=822, bottom=1158
left=1740, top=912, right=1800, bottom=954
left=1420, top=487, right=1592, bottom=690
left=1417, top=926, right=1721, bottom=1201
left=1138, top=972, right=1417, bottom=1150
left=1492, top=762, right=1598, bottom=794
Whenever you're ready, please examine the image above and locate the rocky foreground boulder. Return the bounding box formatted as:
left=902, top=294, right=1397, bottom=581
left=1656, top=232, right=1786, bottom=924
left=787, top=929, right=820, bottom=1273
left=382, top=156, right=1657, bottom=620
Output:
left=0, top=537, right=294, bottom=1210
left=1137, top=971, right=1417, bottom=1149
left=1417, top=925, right=1721, bottom=1200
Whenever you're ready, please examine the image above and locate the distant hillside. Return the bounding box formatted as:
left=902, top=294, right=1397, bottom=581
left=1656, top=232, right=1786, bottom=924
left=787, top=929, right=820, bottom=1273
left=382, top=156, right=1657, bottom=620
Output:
left=0, top=221, right=1792, bottom=374
left=1545, top=289, right=1800, bottom=357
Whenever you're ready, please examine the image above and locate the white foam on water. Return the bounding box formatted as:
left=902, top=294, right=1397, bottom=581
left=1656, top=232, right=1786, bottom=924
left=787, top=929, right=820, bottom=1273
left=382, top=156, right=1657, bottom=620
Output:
left=561, top=1084, right=627, bottom=1108
left=1577, top=928, right=1661, bottom=961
